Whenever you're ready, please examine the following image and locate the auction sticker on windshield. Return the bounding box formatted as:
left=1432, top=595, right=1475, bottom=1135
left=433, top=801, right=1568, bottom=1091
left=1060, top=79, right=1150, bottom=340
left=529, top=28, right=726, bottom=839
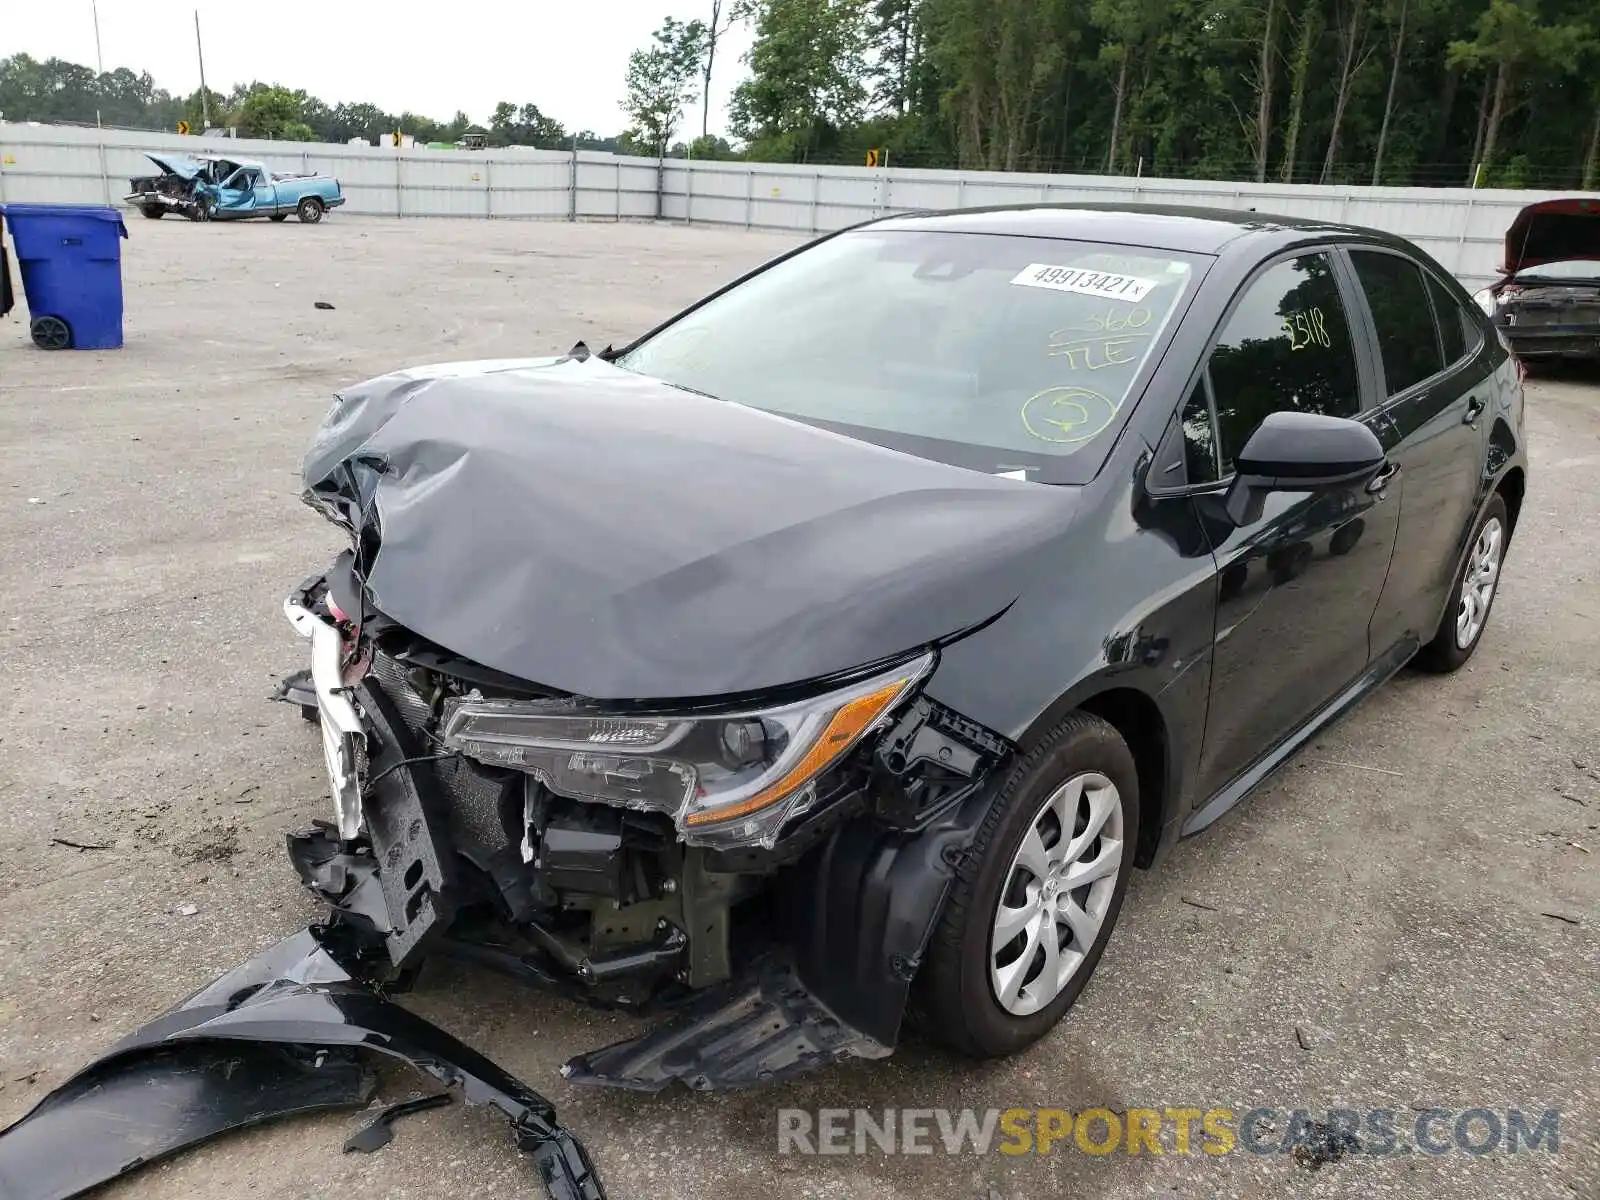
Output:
left=1011, top=264, right=1157, bottom=304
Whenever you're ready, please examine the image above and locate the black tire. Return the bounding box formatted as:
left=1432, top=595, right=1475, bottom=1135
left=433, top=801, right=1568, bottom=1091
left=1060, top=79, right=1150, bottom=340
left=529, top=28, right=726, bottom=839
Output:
left=1415, top=494, right=1509, bottom=673
left=915, top=711, right=1140, bottom=1058
left=296, top=197, right=324, bottom=224
left=139, top=205, right=165, bottom=220
left=188, top=198, right=212, bottom=222
left=1268, top=540, right=1314, bottom=585
left=1329, top=517, right=1365, bottom=557
left=269, top=213, right=289, bottom=222
left=30, top=315, right=72, bottom=350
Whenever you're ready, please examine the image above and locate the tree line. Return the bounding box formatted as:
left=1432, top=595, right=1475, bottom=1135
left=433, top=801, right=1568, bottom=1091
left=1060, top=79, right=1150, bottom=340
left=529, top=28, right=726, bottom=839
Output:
left=0, top=54, right=623, bottom=152
left=8, top=0, right=1600, bottom=190
left=625, top=0, right=1600, bottom=188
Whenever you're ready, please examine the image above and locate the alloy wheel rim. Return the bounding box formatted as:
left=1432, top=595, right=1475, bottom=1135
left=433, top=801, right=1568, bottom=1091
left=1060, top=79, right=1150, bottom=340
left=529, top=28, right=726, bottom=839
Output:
left=990, top=771, right=1124, bottom=1017
left=1455, top=516, right=1503, bottom=649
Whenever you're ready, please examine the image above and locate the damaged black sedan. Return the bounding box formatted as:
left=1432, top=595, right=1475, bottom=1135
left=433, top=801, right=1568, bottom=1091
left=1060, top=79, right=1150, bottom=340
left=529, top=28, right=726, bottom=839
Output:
left=281, top=204, right=1528, bottom=1091
left=1476, top=196, right=1600, bottom=366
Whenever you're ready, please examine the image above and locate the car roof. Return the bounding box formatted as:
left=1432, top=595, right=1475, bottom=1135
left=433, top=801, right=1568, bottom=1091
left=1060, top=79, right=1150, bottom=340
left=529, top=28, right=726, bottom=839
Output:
left=868, top=203, right=1400, bottom=258
left=197, top=154, right=267, bottom=170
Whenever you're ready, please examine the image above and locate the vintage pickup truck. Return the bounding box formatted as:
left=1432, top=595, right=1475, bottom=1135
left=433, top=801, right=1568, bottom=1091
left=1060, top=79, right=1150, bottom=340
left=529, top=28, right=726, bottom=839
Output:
left=126, top=153, right=345, bottom=223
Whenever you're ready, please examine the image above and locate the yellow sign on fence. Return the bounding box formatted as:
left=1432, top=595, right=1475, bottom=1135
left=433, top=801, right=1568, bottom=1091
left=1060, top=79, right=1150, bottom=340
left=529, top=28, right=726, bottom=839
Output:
left=177, top=120, right=191, bottom=135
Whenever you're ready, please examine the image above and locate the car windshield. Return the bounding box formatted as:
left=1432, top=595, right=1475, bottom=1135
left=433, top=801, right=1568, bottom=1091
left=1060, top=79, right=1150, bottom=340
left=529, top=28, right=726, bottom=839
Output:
left=1512, top=260, right=1600, bottom=282
left=617, top=230, right=1207, bottom=479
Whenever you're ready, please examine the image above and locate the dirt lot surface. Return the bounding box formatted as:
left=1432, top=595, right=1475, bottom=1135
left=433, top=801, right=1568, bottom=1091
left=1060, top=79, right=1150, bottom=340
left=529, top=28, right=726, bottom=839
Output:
left=1, top=216, right=1596, bottom=1200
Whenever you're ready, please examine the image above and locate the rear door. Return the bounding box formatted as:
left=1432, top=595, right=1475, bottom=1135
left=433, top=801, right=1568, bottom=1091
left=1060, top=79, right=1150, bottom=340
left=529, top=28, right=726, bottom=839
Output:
left=1345, top=247, right=1491, bottom=655
left=1178, top=250, right=1403, bottom=800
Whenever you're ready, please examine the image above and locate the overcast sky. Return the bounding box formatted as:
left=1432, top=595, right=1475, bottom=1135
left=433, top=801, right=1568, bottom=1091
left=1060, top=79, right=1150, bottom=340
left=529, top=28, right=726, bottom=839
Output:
left=9, top=0, right=754, bottom=137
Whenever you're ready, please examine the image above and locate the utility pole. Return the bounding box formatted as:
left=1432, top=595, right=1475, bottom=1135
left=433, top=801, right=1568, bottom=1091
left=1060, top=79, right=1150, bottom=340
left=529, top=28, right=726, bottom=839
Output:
left=194, top=11, right=212, bottom=129
left=90, top=0, right=105, bottom=128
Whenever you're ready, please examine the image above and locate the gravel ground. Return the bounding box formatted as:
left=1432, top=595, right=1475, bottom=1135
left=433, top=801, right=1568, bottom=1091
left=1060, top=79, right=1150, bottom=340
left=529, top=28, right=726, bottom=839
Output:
left=0, top=215, right=1596, bottom=1200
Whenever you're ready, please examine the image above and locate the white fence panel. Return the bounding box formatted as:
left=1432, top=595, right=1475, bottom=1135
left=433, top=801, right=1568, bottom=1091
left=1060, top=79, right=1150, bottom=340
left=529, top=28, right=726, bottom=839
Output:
left=2, top=122, right=1590, bottom=288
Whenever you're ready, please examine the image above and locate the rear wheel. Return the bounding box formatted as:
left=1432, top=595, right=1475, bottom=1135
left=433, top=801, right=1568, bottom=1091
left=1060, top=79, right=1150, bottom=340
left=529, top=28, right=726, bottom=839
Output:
left=915, top=711, right=1139, bottom=1058
left=1416, top=494, right=1509, bottom=672
left=296, top=197, right=324, bottom=224
left=30, top=316, right=72, bottom=350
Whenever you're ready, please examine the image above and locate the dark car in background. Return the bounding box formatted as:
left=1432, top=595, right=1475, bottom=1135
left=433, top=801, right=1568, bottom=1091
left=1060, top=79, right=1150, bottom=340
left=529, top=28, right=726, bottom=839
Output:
left=280, top=205, right=1527, bottom=1091
left=1478, top=196, right=1600, bottom=366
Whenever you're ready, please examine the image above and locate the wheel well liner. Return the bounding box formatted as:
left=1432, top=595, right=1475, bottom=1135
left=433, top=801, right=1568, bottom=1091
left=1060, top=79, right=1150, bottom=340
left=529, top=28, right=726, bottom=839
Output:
left=1496, top=463, right=1525, bottom=535
left=1076, top=688, right=1168, bottom=868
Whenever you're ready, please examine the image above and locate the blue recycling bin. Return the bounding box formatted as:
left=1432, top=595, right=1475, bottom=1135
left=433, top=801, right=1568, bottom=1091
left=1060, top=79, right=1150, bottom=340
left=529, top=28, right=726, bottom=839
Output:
left=0, top=203, right=129, bottom=350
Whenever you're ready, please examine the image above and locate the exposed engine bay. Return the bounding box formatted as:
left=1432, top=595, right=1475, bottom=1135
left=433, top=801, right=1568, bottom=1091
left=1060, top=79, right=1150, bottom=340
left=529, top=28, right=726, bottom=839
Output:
left=278, top=555, right=1010, bottom=1089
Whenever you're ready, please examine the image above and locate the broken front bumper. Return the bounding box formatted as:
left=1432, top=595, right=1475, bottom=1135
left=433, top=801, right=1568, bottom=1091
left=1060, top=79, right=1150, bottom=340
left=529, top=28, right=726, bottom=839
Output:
left=274, top=569, right=1013, bottom=1095
left=0, top=927, right=603, bottom=1200
left=284, top=590, right=365, bottom=840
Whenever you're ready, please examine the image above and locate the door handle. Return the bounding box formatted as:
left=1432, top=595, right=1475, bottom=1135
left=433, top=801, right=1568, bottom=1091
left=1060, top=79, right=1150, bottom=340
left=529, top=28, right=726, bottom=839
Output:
left=1366, top=462, right=1400, bottom=495
left=1463, top=395, right=1486, bottom=425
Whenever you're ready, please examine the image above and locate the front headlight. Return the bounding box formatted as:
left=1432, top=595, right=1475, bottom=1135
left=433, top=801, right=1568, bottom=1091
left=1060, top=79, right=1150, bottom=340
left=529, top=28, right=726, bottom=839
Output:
left=1472, top=288, right=1497, bottom=316
left=439, top=654, right=933, bottom=849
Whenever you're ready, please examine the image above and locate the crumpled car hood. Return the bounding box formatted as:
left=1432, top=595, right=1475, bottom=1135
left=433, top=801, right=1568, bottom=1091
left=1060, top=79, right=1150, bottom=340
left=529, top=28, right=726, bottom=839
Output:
left=1502, top=197, right=1600, bottom=275
left=145, top=152, right=201, bottom=180
left=303, top=355, right=1077, bottom=700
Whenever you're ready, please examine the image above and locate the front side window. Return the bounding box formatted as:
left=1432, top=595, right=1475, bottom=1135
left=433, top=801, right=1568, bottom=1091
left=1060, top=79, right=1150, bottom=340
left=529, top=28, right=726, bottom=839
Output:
left=1179, top=376, right=1221, bottom=484
left=618, top=230, right=1206, bottom=478
left=1206, top=253, right=1361, bottom=473
left=1350, top=249, right=1444, bottom=395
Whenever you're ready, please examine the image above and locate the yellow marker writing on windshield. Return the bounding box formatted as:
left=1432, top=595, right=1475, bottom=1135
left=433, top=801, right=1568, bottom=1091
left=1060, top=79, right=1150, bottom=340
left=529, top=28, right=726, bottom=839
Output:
left=1047, top=335, right=1143, bottom=371
left=1021, top=386, right=1117, bottom=445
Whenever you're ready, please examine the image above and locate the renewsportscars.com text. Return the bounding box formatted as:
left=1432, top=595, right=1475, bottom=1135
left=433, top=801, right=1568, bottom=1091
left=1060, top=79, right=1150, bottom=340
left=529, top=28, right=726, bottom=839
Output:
left=776, top=1106, right=1562, bottom=1158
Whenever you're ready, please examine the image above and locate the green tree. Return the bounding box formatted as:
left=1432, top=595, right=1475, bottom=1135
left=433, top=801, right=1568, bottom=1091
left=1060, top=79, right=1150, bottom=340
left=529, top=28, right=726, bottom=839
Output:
left=696, top=0, right=754, bottom=138
left=236, top=86, right=307, bottom=139
left=490, top=100, right=518, bottom=144
left=686, top=133, right=738, bottom=158
left=731, top=0, right=869, bottom=158
left=623, top=16, right=707, bottom=154
left=1448, top=0, right=1587, bottom=180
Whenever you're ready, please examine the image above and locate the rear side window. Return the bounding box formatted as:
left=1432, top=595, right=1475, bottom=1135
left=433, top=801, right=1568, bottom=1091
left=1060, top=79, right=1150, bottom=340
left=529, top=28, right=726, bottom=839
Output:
left=1207, top=253, right=1361, bottom=473
left=1426, top=274, right=1472, bottom=363
left=1350, top=250, right=1444, bottom=395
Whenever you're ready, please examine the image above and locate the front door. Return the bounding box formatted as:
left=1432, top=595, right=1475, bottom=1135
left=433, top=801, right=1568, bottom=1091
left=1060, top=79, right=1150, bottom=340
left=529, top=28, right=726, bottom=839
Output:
left=252, top=175, right=279, bottom=212
left=217, top=169, right=258, bottom=213
left=1348, top=251, right=1494, bottom=654
left=1180, top=251, right=1403, bottom=800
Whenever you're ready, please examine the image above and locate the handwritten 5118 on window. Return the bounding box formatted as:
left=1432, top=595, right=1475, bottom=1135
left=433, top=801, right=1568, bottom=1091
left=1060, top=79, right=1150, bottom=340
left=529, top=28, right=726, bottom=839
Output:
left=1282, top=307, right=1333, bottom=351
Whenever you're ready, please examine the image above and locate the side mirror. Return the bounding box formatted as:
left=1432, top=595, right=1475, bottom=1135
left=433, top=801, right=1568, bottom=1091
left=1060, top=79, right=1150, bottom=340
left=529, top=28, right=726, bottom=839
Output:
left=1223, top=410, right=1385, bottom=526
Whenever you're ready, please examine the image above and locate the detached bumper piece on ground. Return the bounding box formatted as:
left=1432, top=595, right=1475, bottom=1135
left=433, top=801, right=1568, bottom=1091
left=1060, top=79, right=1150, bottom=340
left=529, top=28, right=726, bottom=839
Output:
left=0, top=927, right=604, bottom=1200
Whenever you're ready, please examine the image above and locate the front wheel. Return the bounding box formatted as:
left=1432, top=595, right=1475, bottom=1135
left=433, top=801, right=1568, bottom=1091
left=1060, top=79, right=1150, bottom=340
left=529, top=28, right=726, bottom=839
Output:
left=915, top=711, right=1139, bottom=1058
left=1415, top=494, right=1509, bottom=672
left=269, top=213, right=289, bottom=223
left=139, top=205, right=165, bottom=220
left=296, top=197, right=324, bottom=224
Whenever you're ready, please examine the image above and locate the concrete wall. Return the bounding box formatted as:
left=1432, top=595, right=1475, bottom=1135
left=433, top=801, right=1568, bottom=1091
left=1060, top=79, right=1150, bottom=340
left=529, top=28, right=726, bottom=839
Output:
left=3, top=122, right=1582, bottom=288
